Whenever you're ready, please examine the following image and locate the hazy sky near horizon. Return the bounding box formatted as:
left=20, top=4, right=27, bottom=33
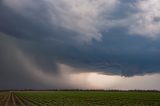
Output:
left=0, top=0, right=160, bottom=90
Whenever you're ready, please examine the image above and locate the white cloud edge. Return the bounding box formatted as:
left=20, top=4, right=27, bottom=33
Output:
left=128, top=0, right=160, bottom=38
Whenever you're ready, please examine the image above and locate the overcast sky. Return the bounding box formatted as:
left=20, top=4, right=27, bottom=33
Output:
left=0, top=0, right=160, bottom=90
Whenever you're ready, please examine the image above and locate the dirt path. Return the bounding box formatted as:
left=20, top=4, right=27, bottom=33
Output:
left=0, top=92, right=36, bottom=106
left=4, top=92, right=12, bottom=106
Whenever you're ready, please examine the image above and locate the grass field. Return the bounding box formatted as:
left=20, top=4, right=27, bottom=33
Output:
left=0, top=91, right=160, bottom=106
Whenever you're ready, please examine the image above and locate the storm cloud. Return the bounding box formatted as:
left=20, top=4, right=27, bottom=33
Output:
left=0, top=0, right=160, bottom=89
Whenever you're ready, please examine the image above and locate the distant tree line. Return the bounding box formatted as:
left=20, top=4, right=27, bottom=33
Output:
left=0, top=89, right=160, bottom=92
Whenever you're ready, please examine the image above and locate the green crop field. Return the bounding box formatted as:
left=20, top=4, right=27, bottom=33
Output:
left=0, top=91, right=160, bottom=106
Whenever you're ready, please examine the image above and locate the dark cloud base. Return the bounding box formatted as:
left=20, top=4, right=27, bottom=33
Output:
left=0, top=0, right=160, bottom=89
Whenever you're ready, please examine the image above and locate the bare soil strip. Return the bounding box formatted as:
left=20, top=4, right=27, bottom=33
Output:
left=11, top=93, right=17, bottom=106
left=0, top=92, right=39, bottom=106
left=5, top=92, right=12, bottom=106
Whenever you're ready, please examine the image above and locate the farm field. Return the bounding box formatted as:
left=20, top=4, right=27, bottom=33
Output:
left=0, top=91, right=160, bottom=106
